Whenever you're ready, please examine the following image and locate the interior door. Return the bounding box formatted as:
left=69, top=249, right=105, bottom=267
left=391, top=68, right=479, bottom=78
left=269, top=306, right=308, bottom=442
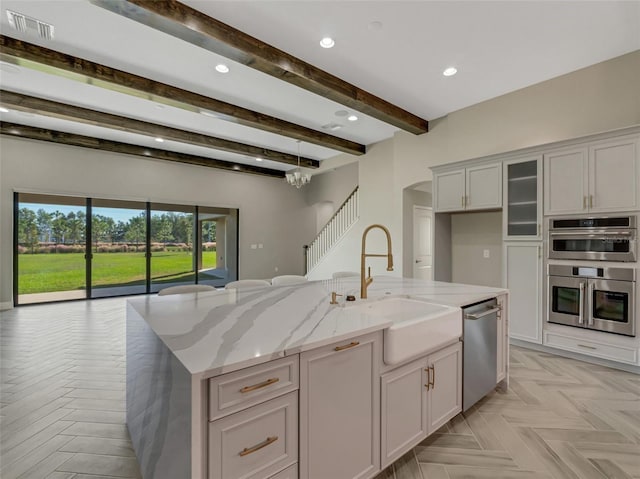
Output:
left=413, top=206, right=432, bottom=280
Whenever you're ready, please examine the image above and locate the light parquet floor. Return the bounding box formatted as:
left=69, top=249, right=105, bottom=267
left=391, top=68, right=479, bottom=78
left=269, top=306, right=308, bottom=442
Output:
left=1, top=299, right=638, bottom=479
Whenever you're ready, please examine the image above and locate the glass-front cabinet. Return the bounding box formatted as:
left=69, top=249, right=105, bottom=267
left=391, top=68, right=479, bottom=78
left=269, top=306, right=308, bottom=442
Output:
left=503, top=156, right=542, bottom=240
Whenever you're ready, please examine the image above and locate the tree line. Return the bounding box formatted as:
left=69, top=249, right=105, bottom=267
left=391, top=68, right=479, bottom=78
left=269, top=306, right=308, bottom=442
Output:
left=17, top=208, right=216, bottom=253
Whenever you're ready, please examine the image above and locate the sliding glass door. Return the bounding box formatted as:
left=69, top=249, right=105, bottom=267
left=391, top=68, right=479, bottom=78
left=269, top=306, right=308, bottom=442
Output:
left=91, top=199, right=147, bottom=298
left=15, top=193, right=239, bottom=304
left=149, top=203, right=196, bottom=293
left=16, top=193, right=87, bottom=304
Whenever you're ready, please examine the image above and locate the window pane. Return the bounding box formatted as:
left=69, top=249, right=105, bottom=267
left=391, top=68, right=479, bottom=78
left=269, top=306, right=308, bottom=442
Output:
left=150, top=204, right=196, bottom=293
left=17, top=193, right=86, bottom=304
left=91, top=199, right=147, bottom=298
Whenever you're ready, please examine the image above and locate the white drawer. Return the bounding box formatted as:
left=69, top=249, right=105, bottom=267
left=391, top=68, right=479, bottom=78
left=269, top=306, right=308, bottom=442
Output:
left=544, top=331, right=638, bottom=364
left=209, top=391, right=298, bottom=479
left=209, top=356, right=299, bottom=420
left=269, top=463, right=298, bottom=479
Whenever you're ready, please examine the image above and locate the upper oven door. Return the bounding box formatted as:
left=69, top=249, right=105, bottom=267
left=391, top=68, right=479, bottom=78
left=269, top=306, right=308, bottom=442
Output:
left=548, top=229, right=636, bottom=262
left=587, top=278, right=636, bottom=337
left=548, top=275, right=587, bottom=329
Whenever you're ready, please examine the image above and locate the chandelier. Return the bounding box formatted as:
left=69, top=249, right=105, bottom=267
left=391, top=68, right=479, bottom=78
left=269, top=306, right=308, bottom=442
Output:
left=285, top=140, right=311, bottom=188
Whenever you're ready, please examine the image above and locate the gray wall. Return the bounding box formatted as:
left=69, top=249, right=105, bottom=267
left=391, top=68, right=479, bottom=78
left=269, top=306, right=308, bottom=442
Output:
left=0, top=137, right=317, bottom=306
left=451, top=211, right=503, bottom=288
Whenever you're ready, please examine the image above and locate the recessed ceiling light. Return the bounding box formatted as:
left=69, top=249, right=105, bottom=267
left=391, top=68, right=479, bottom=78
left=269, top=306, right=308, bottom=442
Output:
left=215, top=64, right=230, bottom=73
left=154, top=137, right=164, bottom=143
left=255, top=157, right=263, bottom=162
left=443, top=67, right=458, bottom=77
left=347, top=115, right=358, bottom=122
left=0, top=107, right=9, bottom=113
left=319, top=37, right=335, bottom=49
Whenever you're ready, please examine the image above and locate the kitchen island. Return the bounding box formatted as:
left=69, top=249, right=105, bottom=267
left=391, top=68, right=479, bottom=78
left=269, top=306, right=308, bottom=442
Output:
left=126, top=276, right=507, bottom=479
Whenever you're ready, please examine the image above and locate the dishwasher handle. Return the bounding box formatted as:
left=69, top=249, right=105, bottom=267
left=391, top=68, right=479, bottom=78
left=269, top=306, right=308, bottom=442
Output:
left=464, top=306, right=501, bottom=320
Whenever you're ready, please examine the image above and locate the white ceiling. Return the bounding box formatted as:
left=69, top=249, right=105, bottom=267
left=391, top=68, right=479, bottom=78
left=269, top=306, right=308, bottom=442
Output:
left=1, top=0, right=639, bottom=173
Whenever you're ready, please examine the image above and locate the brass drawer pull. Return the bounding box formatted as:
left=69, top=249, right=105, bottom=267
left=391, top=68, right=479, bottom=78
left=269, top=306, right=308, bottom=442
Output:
left=429, top=365, right=435, bottom=389
left=424, top=368, right=430, bottom=390
left=334, top=341, right=360, bottom=351
left=240, top=377, right=279, bottom=394
left=239, top=436, right=278, bottom=456
left=577, top=343, right=597, bottom=350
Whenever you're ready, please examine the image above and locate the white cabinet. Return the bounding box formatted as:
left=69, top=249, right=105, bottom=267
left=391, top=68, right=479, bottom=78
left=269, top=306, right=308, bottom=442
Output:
left=207, top=357, right=300, bottom=479
left=503, top=156, right=542, bottom=240
left=380, top=358, right=427, bottom=467
left=544, top=136, right=640, bottom=215
left=503, top=242, right=542, bottom=344
left=380, top=342, right=462, bottom=468
left=496, top=294, right=509, bottom=383
left=299, top=332, right=381, bottom=479
left=208, top=392, right=298, bottom=479
left=426, top=342, right=462, bottom=433
left=434, top=163, right=502, bottom=212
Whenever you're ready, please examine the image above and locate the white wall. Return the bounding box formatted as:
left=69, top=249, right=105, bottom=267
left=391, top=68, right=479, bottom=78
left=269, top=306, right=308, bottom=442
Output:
left=303, top=162, right=358, bottom=235
left=309, top=50, right=640, bottom=280
left=0, top=137, right=317, bottom=306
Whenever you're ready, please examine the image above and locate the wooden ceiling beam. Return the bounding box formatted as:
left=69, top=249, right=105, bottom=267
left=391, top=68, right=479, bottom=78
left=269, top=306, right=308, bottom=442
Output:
left=0, top=35, right=365, bottom=155
left=0, top=90, right=320, bottom=168
left=91, top=0, right=429, bottom=135
left=0, top=122, right=286, bottom=178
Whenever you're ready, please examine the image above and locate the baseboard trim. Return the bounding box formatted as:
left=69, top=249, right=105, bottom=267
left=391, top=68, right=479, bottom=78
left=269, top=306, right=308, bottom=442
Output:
left=0, top=301, right=14, bottom=311
left=511, top=338, right=640, bottom=374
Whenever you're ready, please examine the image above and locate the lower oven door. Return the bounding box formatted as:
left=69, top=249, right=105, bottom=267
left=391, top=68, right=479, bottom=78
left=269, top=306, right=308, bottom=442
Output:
left=588, top=279, right=636, bottom=337
left=548, top=275, right=586, bottom=328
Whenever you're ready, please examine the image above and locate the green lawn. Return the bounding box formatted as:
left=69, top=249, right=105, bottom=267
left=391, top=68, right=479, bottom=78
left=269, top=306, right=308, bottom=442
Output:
left=18, top=251, right=217, bottom=294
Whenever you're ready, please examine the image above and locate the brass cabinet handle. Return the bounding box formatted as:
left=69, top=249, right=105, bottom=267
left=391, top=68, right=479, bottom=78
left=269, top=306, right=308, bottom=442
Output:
left=577, top=343, right=597, bottom=350
left=239, top=436, right=278, bottom=456
left=424, top=368, right=430, bottom=390
left=334, top=341, right=360, bottom=352
left=240, top=377, right=279, bottom=394
left=430, top=365, right=435, bottom=389
left=589, top=195, right=594, bottom=208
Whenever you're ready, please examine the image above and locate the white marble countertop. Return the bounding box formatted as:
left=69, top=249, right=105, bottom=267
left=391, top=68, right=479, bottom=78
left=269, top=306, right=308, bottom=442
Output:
left=127, top=276, right=506, bottom=378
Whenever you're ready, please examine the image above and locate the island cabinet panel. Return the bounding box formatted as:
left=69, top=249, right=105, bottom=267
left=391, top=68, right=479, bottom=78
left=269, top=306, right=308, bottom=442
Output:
left=380, top=358, right=428, bottom=468
left=208, top=391, right=298, bottom=479
left=299, top=332, right=381, bottom=479
left=208, top=356, right=299, bottom=421
left=427, top=342, right=462, bottom=433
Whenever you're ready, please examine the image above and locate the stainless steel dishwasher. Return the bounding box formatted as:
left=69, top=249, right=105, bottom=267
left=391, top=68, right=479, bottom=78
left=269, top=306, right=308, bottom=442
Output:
left=462, top=298, right=499, bottom=411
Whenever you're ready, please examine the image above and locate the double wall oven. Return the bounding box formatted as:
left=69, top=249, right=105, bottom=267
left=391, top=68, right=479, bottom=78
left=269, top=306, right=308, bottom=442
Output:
left=547, top=215, right=637, bottom=337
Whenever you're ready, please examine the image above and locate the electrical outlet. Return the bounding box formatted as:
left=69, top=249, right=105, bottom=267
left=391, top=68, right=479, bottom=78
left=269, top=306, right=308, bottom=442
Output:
left=483, top=249, right=490, bottom=258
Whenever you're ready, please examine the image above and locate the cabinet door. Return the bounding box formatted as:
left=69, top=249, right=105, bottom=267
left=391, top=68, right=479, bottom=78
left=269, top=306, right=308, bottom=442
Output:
left=380, top=358, right=428, bottom=468
left=589, top=137, right=640, bottom=213
left=496, top=294, right=509, bottom=384
left=434, top=170, right=465, bottom=212
left=503, top=242, right=542, bottom=344
left=466, top=163, right=502, bottom=210
left=544, top=147, right=589, bottom=215
left=426, top=342, right=462, bottom=434
left=503, top=157, right=542, bottom=240
left=299, top=332, right=381, bottom=479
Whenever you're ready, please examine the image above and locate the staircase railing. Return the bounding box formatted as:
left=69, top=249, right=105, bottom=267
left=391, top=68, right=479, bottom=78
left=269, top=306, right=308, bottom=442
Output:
left=305, top=186, right=359, bottom=274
